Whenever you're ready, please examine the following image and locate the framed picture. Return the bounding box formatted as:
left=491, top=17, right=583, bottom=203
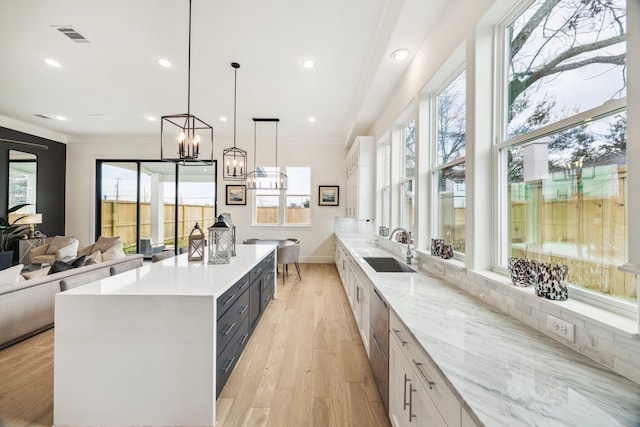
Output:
left=226, top=185, right=246, bottom=205
left=318, top=185, right=339, bottom=206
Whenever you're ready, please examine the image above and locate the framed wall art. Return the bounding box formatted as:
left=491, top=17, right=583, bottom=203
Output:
left=226, top=185, right=246, bottom=205
left=318, top=185, right=339, bottom=206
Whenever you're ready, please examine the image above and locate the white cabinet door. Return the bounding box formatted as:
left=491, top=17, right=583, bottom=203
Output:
left=358, top=281, right=370, bottom=357
left=411, top=367, right=447, bottom=427
left=389, top=334, right=410, bottom=427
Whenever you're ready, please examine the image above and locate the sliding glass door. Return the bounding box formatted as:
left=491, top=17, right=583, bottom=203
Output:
left=97, top=160, right=217, bottom=254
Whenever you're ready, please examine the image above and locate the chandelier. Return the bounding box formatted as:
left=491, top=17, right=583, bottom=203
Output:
left=160, top=0, right=213, bottom=165
left=245, top=118, right=287, bottom=190
left=222, top=62, right=247, bottom=180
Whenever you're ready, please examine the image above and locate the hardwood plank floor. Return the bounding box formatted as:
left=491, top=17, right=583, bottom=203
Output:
left=0, top=264, right=390, bottom=427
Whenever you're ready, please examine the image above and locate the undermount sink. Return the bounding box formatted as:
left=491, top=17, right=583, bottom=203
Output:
left=363, top=257, right=416, bottom=273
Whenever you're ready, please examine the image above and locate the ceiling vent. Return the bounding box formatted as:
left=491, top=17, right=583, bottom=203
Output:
left=34, top=114, right=51, bottom=119
left=53, top=26, right=90, bottom=43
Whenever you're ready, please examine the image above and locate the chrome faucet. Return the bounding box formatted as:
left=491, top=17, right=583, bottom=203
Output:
left=389, top=228, right=414, bottom=265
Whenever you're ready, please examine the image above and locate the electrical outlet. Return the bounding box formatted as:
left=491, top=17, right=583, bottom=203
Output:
left=546, top=314, right=575, bottom=342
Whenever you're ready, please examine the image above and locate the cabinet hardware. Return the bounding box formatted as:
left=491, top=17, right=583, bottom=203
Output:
left=392, top=328, right=407, bottom=346
left=239, top=304, right=248, bottom=314
left=239, top=280, right=249, bottom=290
left=404, top=374, right=410, bottom=410
left=223, top=322, right=236, bottom=336
left=223, top=294, right=236, bottom=305
left=254, top=267, right=263, bottom=275
left=413, top=359, right=435, bottom=389
left=409, top=384, right=417, bottom=422
left=373, top=334, right=384, bottom=354
left=239, top=333, right=249, bottom=346
left=223, top=356, right=236, bottom=373
left=356, top=286, right=360, bottom=302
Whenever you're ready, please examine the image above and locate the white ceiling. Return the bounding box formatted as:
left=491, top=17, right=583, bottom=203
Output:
left=0, top=0, right=448, bottom=144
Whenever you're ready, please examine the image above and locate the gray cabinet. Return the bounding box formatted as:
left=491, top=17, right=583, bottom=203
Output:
left=216, top=250, right=275, bottom=397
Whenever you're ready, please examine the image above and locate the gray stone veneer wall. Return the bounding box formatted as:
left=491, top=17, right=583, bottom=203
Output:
left=376, top=237, right=640, bottom=386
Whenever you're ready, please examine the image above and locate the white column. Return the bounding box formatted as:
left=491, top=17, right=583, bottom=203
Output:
left=150, top=174, right=165, bottom=243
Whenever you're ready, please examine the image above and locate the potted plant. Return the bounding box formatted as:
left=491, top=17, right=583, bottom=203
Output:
left=0, top=203, right=31, bottom=270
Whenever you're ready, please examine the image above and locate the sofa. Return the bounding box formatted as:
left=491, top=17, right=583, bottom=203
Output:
left=0, top=243, right=143, bottom=350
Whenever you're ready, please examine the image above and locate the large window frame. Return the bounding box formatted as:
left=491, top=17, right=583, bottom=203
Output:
left=253, top=166, right=311, bottom=227
left=400, top=118, right=416, bottom=232
left=96, top=160, right=217, bottom=255
left=494, top=0, right=632, bottom=314
left=431, top=68, right=467, bottom=256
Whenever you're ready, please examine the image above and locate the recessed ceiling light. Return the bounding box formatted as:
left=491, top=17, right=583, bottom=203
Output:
left=219, top=116, right=228, bottom=122
left=45, top=58, right=61, bottom=68
left=390, top=49, right=410, bottom=61
left=146, top=116, right=157, bottom=121
left=55, top=115, right=66, bottom=121
left=303, top=59, right=315, bottom=69
left=307, top=116, right=316, bottom=123
left=158, top=59, right=172, bottom=68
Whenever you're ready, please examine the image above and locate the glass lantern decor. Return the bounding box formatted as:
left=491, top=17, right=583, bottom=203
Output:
left=208, top=215, right=232, bottom=264
left=220, top=213, right=236, bottom=256
left=188, top=222, right=205, bottom=261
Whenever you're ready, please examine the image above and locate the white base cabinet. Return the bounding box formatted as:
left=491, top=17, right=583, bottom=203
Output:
left=335, top=238, right=370, bottom=357
left=389, top=311, right=461, bottom=427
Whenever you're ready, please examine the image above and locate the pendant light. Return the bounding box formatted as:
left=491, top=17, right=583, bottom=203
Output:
left=160, top=0, right=213, bottom=165
left=245, top=118, right=287, bottom=190
left=222, top=62, right=247, bottom=180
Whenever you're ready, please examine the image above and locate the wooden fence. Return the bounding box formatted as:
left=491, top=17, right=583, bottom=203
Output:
left=101, top=201, right=310, bottom=250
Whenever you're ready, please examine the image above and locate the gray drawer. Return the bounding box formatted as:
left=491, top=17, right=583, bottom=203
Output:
left=249, top=261, right=265, bottom=283
left=217, top=289, right=250, bottom=357
left=216, top=314, right=250, bottom=397
left=217, top=272, right=250, bottom=319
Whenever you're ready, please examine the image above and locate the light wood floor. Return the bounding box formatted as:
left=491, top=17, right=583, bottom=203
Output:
left=0, top=263, right=390, bottom=427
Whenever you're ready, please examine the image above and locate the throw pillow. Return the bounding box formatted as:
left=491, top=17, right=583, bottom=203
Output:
left=48, top=260, right=74, bottom=275
left=70, top=255, right=87, bottom=268
left=93, top=236, right=120, bottom=253
left=46, top=236, right=74, bottom=255
left=101, top=240, right=125, bottom=261
left=86, top=251, right=103, bottom=264
left=0, top=264, right=25, bottom=286
left=77, top=244, right=96, bottom=257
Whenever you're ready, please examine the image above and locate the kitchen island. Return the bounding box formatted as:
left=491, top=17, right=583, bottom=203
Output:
left=53, top=244, right=275, bottom=427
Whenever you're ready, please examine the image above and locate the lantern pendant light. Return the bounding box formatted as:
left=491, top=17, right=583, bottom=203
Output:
left=160, top=0, right=213, bottom=165
left=245, top=118, right=287, bottom=190
left=223, top=62, right=247, bottom=181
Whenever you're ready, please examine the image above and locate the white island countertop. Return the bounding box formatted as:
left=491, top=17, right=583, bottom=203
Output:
left=60, top=244, right=276, bottom=297
left=336, top=235, right=640, bottom=427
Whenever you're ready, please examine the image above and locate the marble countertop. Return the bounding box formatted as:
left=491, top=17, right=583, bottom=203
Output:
left=62, top=244, right=275, bottom=297
left=336, top=235, right=640, bottom=427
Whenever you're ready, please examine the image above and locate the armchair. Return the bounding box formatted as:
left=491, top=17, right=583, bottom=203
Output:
left=29, top=235, right=79, bottom=270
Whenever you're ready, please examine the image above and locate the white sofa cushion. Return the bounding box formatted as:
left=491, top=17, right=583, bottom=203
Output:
left=0, top=264, right=24, bottom=286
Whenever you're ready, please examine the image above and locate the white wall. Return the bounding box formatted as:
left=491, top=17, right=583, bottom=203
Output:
left=65, top=135, right=346, bottom=263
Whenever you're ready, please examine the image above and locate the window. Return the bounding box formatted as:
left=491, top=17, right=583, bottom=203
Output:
left=378, top=138, right=391, bottom=229
left=433, top=70, right=466, bottom=254
left=400, top=119, right=415, bottom=231
left=97, top=161, right=217, bottom=254
left=498, top=0, right=633, bottom=306
left=254, top=166, right=310, bottom=226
